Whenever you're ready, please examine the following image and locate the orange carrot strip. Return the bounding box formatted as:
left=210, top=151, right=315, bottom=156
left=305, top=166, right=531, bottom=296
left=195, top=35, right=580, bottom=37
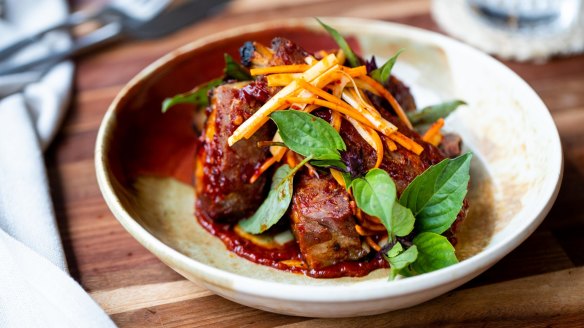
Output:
left=330, top=169, right=346, bottom=188
left=422, top=118, right=445, bottom=145
left=250, top=64, right=310, bottom=75
left=282, top=97, right=374, bottom=129
left=229, top=54, right=339, bottom=145
left=346, top=117, right=384, bottom=168
left=365, top=236, right=382, bottom=252
left=249, top=156, right=278, bottom=184
left=266, top=73, right=302, bottom=87
left=286, top=150, right=299, bottom=168
left=384, top=136, right=398, bottom=151
left=359, top=75, right=414, bottom=130
left=355, top=225, right=371, bottom=236
left=388, top=132, right=424, bottom=155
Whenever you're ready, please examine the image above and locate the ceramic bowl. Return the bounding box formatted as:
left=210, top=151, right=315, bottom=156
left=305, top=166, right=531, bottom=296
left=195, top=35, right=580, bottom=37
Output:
left=95, top=17, right=562, bottom=317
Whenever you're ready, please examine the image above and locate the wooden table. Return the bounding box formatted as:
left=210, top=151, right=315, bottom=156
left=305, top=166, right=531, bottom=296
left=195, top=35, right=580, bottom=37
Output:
left=48, top=0, right=584, bottom=326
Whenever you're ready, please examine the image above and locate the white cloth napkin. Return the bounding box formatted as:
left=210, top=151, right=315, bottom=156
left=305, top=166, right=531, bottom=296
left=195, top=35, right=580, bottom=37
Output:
left=0, top=0, right=115, bottom=326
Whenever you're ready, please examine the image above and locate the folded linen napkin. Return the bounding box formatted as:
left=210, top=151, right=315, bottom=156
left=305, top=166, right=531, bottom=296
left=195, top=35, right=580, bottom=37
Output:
left=0, top=0, right=115, bottom=326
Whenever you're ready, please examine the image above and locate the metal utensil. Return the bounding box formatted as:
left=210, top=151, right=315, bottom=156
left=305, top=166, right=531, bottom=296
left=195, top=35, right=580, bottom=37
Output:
left=0, top=0, right=230, bottom=75
left=0, top=0, right=172, bottom=61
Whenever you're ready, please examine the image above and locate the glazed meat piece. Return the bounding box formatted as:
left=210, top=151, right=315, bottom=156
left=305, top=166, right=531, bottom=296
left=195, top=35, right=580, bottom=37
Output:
left=387, top=76, right=417, bottom=112
left=240, top=37, right=310, bottom=68
left=290, top=172, right=367, bottom=269
left=195, top=82, right=274, bottom=222
left=340, top=114, right=467, bottom=240
left=439, top=133, right=463, bottom=158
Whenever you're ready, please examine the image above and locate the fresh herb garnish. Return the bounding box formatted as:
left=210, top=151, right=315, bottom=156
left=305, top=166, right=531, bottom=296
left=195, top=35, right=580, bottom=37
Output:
left=224, top=53, right=252, bottom=81
left=351, top=169, right=414, bottom=242
left=407, top=100, right=466, bottom=127
left=238, top=164, right=294, bottom=234
left=370, top=49, right=404, bottom=84
left=399, top=152, right=472, bottom=234
left=385, top=242, right=418, bottom=280
left=270, top=110, right=346, bottom=161
left=162, top=78, right=222, bottom=113
left=241, top=111, right=348, bottom=235
left=316, top=18, right=360, bottom=68
left=410, top=232, right=458, bottom=274
left=162, top=54, right=251, bottom=113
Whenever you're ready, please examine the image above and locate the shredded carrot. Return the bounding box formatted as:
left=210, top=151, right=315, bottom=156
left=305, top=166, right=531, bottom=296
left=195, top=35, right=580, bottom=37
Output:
left=296, top=79, right=354, bottom=111
left=346, top=117, right=384, bottom=168
left=301, top=104, right=321, bottom=113
left=388, top=131, right=424, bottom=155
left=336, top=49, right=346, bottom=65
left=249, top=156, right=278, bottom=184
left=266, top=73, right=302, bottom=87
left=228, top=54, right=339, bottom=145
left=340, top=65, right=367, bottom=77
left=422, top=118, right=445, bottom=146
left=283, top=97, right=374, bottom=128
left=331, top=111, right=342, bottom=131
left=355, top=225, right=374, bottom=236
left=341, top=89, right=397, bottom=136
left=330, top=169, right=346, bottom=188
left=254, top=42, right=274, bottom=59
left=286, top=150, right=299, bottom=168
left=365, top=236, right=382, bottom=252
left=384, top=136, right=398, bottom=151
left=250, top=64, right=310, bottom=76
left=359, top=75, right=414, bottom=130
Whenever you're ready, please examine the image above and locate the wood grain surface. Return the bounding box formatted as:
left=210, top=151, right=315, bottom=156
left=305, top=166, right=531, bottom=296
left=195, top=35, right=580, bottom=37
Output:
left=46, top=0, right=584, bottom=326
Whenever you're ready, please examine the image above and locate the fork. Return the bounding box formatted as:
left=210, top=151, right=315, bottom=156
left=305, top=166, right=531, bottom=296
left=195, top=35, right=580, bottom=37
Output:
left=0, top=0, right=172, bottom=61
left=0, top=0, right=230, bottom=75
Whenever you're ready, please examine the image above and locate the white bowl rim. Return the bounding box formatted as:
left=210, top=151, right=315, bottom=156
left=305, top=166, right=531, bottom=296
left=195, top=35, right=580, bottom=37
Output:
left=95, top=17, right=563, bottom=303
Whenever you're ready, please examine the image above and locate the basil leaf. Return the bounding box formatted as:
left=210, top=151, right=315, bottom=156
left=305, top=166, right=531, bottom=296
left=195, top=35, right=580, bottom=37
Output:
left=351, top=169, right=396, bottom=237
left=270, top=110, right=346, bottom=161
left=407, top=100, right=466, bottom=126
left=392, top=202, right=415, bottom=237
left=224, top=53, right=252, bottom=81
left=316, top=18, right=360, bottom=68
left=162, top=78, right=222, bottom=113
left=399, top=153, right=472, bottom=234
left=386, top=242, right=403, bottom=258
left=310, top=159, right=347, bottom=171
left=387, top=245, right=418, bottom=280
left=370, top=49, right=404, bottom=84
left=410, top=232, right=458, bottom=274
left=238, top=165, right=293, bottom=234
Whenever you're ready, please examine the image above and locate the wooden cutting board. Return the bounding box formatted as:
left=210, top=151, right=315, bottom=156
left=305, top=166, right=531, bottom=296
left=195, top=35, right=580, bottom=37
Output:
left=47, top=0, right=584, bottom=326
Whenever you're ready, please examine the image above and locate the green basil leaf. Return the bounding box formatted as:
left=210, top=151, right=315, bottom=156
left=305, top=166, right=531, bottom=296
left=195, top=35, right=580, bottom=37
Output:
left=316, top=18, right=360, bottom=68
left=370, top=49, right=404, bottom=84
left=310, top=159, right=347, bottom=171
left=410, top=232, right=458, bottom=274
left=399, top=152, right=472, bottom=234
left=386, top=242, right=403, bottom=258
left=238, top=165, right=293, bottom=234
left=270, top=110, right=346, bottom=161
left=341, top=171, right=353, bottom=190
left=407, top=100, right=466, bottom=126
left=392, top=202, right=415, bottom=237
left=224, top=53, right=252, bottom=81
left=351, top=168, right=396, bottom=237
left=162, top=78, right=222, bottom=113
left=388, top=245, right=418, bottom=280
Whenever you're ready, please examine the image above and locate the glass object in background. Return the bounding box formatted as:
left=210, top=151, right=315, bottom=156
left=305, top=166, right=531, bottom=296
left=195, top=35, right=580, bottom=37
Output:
left=468, top=0, right=582, bottom=34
